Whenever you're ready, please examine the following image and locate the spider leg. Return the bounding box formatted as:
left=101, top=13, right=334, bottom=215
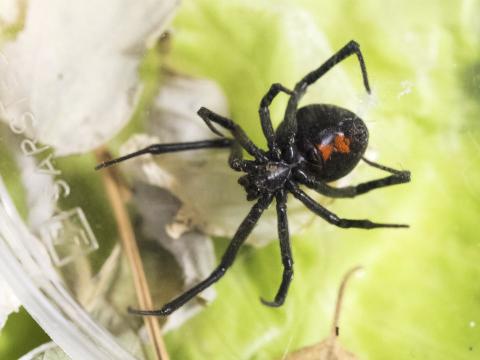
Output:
left=197, top=107, right=268, bottom=161
left=298, top=40, right=370, bottom=93
left=228, top=140, right=256, bottom=172
left=95, top=138, right=232, bottom=170
left=278, top=40, right=371, bottom=149
left=293, top=161, right=410, bottom=198
left=287, top=181, right=409, bottom=229
left=259, top=83, right=293, bottom=156
left=261, top=189, right=294, bottom=307
left=128, top=194, right=274, bottom=316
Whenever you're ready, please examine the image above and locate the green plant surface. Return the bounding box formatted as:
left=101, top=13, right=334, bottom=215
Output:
left=163, top=0, right=480, bottom=359
left=0, top=308, right=50, bottom=360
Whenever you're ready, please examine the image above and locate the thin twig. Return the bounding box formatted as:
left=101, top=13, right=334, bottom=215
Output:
left=96, top=148, right=169, bottom=360
left=330, top=265, right=364, bottom=338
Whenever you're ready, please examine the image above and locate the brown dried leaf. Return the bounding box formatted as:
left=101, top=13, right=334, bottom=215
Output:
left=283, top=267, right=362, bottom=360
left=284, top=337, right=358, bottom=360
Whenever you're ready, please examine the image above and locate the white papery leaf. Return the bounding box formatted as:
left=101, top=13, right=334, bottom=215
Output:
left=133, top=183, right=216, bottom=331
left=120, top=74, right=315, bottom=246
left=0, top=0, right=178, bottom=155
left=0, top=0, right=22, bottom=26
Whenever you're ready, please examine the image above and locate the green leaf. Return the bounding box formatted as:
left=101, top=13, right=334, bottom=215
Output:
left=163, top=0, right=480, bottom=359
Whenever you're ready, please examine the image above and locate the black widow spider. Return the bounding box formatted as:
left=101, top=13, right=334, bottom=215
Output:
left=96, top=40, right=410, bottom=316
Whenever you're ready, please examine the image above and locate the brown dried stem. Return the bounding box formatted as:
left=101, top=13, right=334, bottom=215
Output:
left=96, top=148, right=169, bottom=360
left=330, top=265, right=363, bottom=339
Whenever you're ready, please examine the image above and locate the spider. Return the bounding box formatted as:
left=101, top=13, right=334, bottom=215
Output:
left=96, top=40, right=410, bottom=316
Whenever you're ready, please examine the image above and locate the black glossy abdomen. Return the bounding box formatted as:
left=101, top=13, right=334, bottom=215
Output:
left=295, top=104, right=369, bottom=182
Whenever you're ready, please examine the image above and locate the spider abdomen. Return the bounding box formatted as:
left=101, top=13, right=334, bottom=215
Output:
left=295, top=104, right=369, bottom=182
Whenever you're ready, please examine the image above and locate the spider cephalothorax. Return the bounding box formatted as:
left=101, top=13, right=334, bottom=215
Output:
left=237, top=161, right=292, bottom=201
left=96, top=40, right=411, bottom=316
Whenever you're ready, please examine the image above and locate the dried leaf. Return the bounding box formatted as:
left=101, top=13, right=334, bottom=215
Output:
left=284, top=339, right=357, bottom=360
left=283, top=267, right=362, bottom=360
left=132, top=183, right=217, bottom=331
left=0, top=0, right=179, bottom=155
left=0, top=0, right=26, bottom=34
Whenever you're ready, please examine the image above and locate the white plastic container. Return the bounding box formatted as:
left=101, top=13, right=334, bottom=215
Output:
left=0, top=174, right=137, bottom=359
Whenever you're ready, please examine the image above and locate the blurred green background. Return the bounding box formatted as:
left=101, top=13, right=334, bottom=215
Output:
left=1, top=0, right=480, bottom=359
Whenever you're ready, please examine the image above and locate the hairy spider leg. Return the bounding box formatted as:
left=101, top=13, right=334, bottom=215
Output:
left=260, top=189, right=294, bottom=307
left=96, top=109, right=261, bottom=172
left=128, top=194, right=274, bottom=316
left=300, top=40, right=370, bottom=93
left=94, top=138, right=232, bottom=170
left=258, top=83, right=293, bottom=158
left=287, top=181, right=408, bottom=229
left=278, top=40, right=371, bottom=150
left=293, top=158, right=411, bottom=198
left=227, top=140, right=258, bottom=172
left=197, top=107, right=268, bottom=162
